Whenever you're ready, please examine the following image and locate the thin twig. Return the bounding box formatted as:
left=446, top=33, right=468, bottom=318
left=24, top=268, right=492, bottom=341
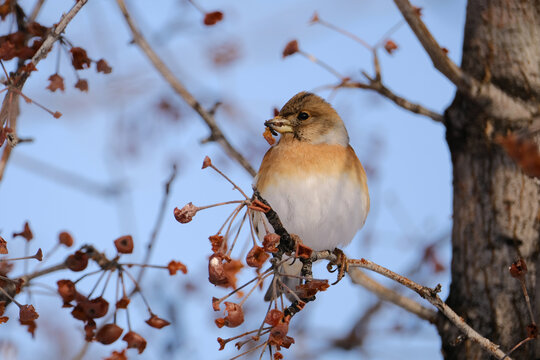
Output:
left=135, top=164, right=177, bottom=285
left=116, top=0, right=256, bottom=177
left=19, top=262, right=67, bottom=284
left=28, top=0, right=46, bottom=23
left=501, top=337, right=535, bottom=360
left=392, top=0, right=534, bottom=121
left=12, top=152, right=122, bottom=197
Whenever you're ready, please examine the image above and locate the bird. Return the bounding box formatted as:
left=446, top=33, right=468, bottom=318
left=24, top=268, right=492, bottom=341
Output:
left=253, top=91, right=369, bottom=301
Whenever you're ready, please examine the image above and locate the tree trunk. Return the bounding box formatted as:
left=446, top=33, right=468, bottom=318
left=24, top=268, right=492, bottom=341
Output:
left=439, top=1, right=540, bottom=359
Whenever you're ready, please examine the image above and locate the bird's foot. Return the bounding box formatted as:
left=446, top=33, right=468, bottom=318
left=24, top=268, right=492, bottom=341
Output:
left=327, top=248, right=348, bottom=285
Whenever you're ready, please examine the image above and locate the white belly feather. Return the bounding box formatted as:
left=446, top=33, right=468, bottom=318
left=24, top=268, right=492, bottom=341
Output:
left=259, top=173, right=368, bottom=251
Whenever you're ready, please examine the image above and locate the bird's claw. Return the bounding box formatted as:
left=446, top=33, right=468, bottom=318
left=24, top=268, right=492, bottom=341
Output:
left=329, top=248, right=348, bottom=285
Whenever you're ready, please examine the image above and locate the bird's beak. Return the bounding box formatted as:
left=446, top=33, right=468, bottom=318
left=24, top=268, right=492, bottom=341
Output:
left=264, top=117, right=293, bottom=134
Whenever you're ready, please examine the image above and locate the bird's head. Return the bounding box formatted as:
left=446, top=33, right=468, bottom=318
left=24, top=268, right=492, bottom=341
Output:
left=264, top=92, right=349, bottom=146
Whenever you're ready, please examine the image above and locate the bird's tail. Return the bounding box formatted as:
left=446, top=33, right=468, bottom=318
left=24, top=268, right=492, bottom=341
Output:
left=264, top=257, right=303, bottom=302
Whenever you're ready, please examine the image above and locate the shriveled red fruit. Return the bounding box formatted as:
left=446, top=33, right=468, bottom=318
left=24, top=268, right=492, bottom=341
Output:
left=145, top=313, right=170, bottom=329
left=246, top=245, right=269, bottom=268
left=66, top=251, right=88, bottom=272
left=215, top=302, right=244, bottom=328
left=174, top=203, right=198, bottom=223
left=19, top=304, right=39, bottom=322
left=123, top=331, right=147, bottom=354
left=58, top=232, right=74, bottom=247
left=114, top=235, right=134, bottom=254
left=96, top=323, right=123, bottom=345
left=80, top=297, right=109, bottom=319
left=168, top=260, right=187, bottom=275
left=203, top=11, right=223, bottom=26
left=57, top=279, right=77, bottom=304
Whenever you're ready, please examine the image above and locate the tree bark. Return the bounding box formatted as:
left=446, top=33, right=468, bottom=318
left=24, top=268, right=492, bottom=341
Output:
left=439, top=1, right=540, bottom=359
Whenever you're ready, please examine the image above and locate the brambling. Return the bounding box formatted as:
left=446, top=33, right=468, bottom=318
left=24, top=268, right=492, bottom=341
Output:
left=253, top=92, right=370, bottom=300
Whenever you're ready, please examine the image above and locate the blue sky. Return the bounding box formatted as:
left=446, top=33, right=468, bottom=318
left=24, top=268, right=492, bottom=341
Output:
left=0, top=1, right=466, bottom=359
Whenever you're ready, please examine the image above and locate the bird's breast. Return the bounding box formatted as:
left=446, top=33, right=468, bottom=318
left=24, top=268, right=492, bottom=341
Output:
left=255, top=142, right=369, bottom=251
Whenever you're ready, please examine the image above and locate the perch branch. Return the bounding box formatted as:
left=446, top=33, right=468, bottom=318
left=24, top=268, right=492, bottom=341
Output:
left=347, top=257, right=510, bottom=360
left=347, top=266, right=436, bottom=323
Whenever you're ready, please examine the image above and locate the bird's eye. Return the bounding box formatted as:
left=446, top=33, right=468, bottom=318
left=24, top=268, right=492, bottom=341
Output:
left=297, top=112, right=310, bottom=121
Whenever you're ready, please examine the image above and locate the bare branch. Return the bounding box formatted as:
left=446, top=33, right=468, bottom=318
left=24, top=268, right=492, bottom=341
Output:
left=19, top=262, right=67, bottom=284
left=348, top=257, right=510, bottom=360
left=0, top=0, right=89, bottom=181
left=347, top=266, right=437, bottom=322
left=116, top=0, right=256, bottom=177
left=341, top=78, right=444, bottom=123
left=28, top=0, right=46, bottom=23
left=0, top=93, right=19, bottom=182
left=393, top=0, right=535, bottom=121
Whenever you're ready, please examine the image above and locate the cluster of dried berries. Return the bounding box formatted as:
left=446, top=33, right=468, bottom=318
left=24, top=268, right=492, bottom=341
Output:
left=0, top=22, right=46, bottom=62
left=174, top=157, right=334, bottom=359
left=0, top=222, right=43, bottom=336
left=55, top=235, right=185, bottom=354
left=46, top=46, right=112, bottom=94
left=2, top=220, right=187, bottom=356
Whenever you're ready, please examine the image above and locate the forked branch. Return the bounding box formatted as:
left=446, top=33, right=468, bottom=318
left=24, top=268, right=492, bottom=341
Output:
left=393, top=0, right=535, bottom=121
left=116, top=0, right=256, bottom=177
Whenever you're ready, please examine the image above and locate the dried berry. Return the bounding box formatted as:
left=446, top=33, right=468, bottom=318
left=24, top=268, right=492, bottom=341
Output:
left=123, top=331, right=147, bottom=354
left=282, top=40, right=299, bottom=58
left=0, top=236, right=7, bottom=254
left=19, top=304, right=39, bottom=322
left=263, top=127, right=276, bottom=145
left=145, top=313, right=170, bottom=329
left=46, top=73, right=64, bottom=92
left=58, top=232, right=74, bottom=247
left=70, top=47, right=91, bottom=70
left=96, top=323, right=123, bottom=345
left=74, top=79, right=88, bottom=92
left=263, top=233, right=280, bottom=253
left=13, top=222, right=33, bottom=242
left=264, top=309, right=284, bottom=327
left=509, top=258, right=527, bottom=278
left=246, top=245, right=269, bottom=268
left=215, top=302, right=244, bottom=328
left=174, top=203, right=198, bottom=223
left=57, top=279, right=77, bottom=304
left=168, top=260, right=188, bottom=275
left=96, top=59, right=112, bottom=74
left=66, top=251, right=88, bottom=272
left=384, top=39, right=398, bottom=54
left=204, top=11, right=224, bottom=26
left=202, top=156, right=212, bottom=169
left=114, top=235, right=134, bottom=254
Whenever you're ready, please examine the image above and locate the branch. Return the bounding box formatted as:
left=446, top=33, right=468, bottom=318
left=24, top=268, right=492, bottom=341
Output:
left=116, top=0, right=256, bottom=177
left=347, top=266, right=437, bottom=322
left=255, top=188, right=508, bottom=359
left=135, top=164, right=178, bottom=285
left=393, top=0, right=535, bottom=121
left=19, top=262, right=67, bottom=284
left=340, top=60, right=444, bottom=123
left=0, top=0, right=89, bottom=182
left=348, top=257, right=511, bottom=360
